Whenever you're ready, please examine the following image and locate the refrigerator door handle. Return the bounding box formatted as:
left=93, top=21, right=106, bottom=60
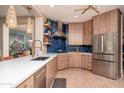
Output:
left=101, top=35, right=104, bottom=52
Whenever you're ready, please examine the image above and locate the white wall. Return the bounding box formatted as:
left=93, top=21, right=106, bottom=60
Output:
left=3, top=24, right=9, bottom=57
left=34, top=16, right=47, bottom=56
left=0, top=25, right=3, bottom=56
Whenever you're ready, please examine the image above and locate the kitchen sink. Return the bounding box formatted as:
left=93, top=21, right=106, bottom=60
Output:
left=31, top=57, right=49, bottom=61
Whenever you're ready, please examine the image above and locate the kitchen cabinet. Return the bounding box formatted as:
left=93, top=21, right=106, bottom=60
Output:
left=93, top=15, right=101, bottom=35
left=17, top=76, right=34, bottom=88
left=68, top=21, right=93, bottom=45
left=34, top=66, right=46, bottom=88
left=68, top=23, right=83, bottom=45
left=58, top=54, right=69, bottom=70
left=68, top=23, right=76, bottom=33
left=83, top=20, right=93, bottom=45
left=46, top=57, right=57, bottom=88
left=81, top=55, right=92, bottom=70
left=69, top=53, right=82, bottom=68
left=93, top=9, right=120, bottom=35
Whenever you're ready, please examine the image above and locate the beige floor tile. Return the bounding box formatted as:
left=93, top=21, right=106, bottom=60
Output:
left=55, top=68, right=124, bottom=88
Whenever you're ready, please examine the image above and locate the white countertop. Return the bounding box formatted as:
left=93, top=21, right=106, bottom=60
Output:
left=0, top=52, right=92, bottom=88
left=0, top=53, right=58, bottom=88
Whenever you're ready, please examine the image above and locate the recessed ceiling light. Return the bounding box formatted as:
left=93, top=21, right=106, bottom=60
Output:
left=74, top=15, right=78, bottom=18
left=50, top=5, right=54, bottom=8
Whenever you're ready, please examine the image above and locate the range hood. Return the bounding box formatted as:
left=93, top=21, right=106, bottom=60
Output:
left=52, top=21, right=66, bottom=38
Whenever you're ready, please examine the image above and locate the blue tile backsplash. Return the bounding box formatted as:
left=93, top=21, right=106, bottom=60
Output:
left=47, top=37, right=67, bottom=53
left=47, top=19, right=92, bottom=53
left=47, top=19, right=67, bottom=53
left=67, top=45, right=92, bottom=53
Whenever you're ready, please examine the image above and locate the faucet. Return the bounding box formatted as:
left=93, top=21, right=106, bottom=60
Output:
left=76, top=47, right=79, bottom=53
left=32, top=40, right=42, bottom=58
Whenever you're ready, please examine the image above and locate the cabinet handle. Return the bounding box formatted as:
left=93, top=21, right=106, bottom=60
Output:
left=101, top=35, right=104, bottom=52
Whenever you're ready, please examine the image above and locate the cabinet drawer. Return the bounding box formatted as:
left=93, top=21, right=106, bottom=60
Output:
left=87, top=60, right=92, bottom=63
left=58, top=59, right=64, bottom=63
left=58, top=63, right=65, bottom=67
left=82, top=55, right=92, bottom=70
left=58, top=65, right=65, bottom=70
left=87, top=65, right=92, bottom=70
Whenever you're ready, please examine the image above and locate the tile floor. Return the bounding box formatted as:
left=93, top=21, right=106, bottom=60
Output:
left=55, top=68, right=124, bottom=88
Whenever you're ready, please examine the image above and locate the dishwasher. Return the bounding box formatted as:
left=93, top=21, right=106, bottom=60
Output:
left=34, top=66, right=46, bottom=88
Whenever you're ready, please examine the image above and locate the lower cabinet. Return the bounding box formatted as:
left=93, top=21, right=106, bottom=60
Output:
left=69, top=53, right=82, bottom=68
left=57, top=54, right=69, bottom=70
left=17, top=76, right=34, bottom=88
left=34, top=66, right=46, bottom=88
left=81, top=55, right=92, bottom=70
left=46, top=57, right=58, bottom=88
left=16, top=54, right=92, bottom=88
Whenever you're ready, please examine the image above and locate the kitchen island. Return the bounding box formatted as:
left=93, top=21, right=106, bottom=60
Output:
left=0, top=53, right=58, bottom=88
left=0, top=52, right=92, bottom=88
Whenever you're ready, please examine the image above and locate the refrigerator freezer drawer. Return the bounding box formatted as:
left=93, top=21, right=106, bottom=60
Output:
left=93, top=54, right=116, bottom=62
left=92, top=60, right=117, bottom=80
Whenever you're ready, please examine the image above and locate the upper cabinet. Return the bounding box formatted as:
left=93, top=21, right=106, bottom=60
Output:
left=83, top=20, right=93, bottom=45
left=93, top=9, right=121, bottom=35
left=68, top=23, right=83, bottom=45
left=68, top=20, right=93, bottom=45
left=69, top=23, right=76, bottom=33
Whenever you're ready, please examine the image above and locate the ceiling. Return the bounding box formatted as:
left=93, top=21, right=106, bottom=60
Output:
left=1, top=5, right=124, bottom=23
left=0, top=5, right=29, bottom=17
left=35, top=5, right=124, bottom=23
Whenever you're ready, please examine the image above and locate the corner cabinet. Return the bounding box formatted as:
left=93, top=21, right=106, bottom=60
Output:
left=46, top=57, right=58, bottom=88
left=68, top=53, right=82, bottom=68
left=57, top=54, right=69, bottom=70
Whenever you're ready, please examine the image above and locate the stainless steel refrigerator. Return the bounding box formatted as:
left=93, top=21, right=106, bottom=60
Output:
left=92, top=32, right=120, bottom=80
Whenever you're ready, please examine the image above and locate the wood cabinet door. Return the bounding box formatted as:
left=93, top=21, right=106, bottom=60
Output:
left=76, top=23, right=83, bottom=33
left=110, top=9, right=120, bottom=33
left=76, top=23, right=83, bottom=45
left=75, top=33, right=83, bottom=45
left=68, top=32, right=76, bottom=45
left=93, top=9, right=120, bottom=35
left=58, top=54, right=69, bottom=70
left=46, top=57, right=57, bottom=88
left=69, top=53, right=82, bottom=68
left=81, top=55, right=92, bottom=70
left=74, top=53, right=82, bottom=67
left=68, top=23, right=76, bottom=45
left=69, top=53, right=76, bottom=67
left=17, top=76, right=34, bottom=88
left=83, top=20, right=93, bottom=45
left=101, top=12, right=111, bottom=34
left=63, top=54, right=69, bottom=68
left=68, top=23, right=83, bottom=45
left=69, top=23, right=76, bottom=33
left=93, top=15, right=101, bottom=35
